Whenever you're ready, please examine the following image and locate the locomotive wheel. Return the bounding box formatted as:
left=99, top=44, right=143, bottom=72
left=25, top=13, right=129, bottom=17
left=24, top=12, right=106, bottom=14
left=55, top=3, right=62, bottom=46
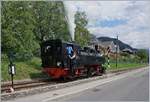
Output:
left=97, top=67, right=102, bottom=76
left=69, top=76, right=76, bottom=81
left=86, top=67, right=92, bottom=78
left=60, top=77, right=69, bottom=82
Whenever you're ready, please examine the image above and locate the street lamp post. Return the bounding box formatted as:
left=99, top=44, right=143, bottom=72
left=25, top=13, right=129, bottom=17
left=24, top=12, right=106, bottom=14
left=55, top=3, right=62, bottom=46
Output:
left=116, top=35, right=118, bottom=68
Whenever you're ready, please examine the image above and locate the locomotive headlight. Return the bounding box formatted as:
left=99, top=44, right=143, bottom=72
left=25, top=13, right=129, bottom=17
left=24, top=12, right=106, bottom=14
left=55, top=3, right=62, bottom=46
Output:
left=57, top=62, right=61, bottom=67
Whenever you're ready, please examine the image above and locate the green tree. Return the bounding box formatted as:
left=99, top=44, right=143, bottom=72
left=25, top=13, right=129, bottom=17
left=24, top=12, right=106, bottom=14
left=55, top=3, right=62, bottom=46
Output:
left=74, top=11, right=91, bottom=47
left=32, top=1, right=71, bottom=45
left=1, top=1, right=38, bottom=60
left=2, top=1, right=71, bottom=60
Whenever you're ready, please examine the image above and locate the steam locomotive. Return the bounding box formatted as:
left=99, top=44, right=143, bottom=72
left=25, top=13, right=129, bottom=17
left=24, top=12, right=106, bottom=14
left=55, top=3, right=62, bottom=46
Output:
left=41, top=39, right=106, bottom=79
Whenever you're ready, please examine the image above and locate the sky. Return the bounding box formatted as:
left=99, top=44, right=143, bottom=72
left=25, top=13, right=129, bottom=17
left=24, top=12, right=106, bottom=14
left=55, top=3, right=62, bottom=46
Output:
left=64, top=1, right=150, bottom=49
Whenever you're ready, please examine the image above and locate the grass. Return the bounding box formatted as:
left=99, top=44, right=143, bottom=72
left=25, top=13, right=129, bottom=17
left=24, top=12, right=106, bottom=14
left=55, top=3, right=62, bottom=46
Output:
left=1, top=54, right=148, bottom=81
left=1, top=57, right=47, bottom=81
left=107, top=62, right=148, bottom=71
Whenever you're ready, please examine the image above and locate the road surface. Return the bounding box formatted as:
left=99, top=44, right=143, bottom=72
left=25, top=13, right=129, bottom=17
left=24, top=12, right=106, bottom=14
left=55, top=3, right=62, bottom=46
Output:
left=54, top=68, right=149, bottom=102
left=3, top=67, right=149, bottom=102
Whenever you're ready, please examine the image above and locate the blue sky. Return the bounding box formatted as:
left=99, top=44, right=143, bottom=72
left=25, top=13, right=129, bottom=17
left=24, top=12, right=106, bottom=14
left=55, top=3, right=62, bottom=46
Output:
left=64, top=1, right=150, bottom=48
left=88, top=19, right=128, bottom=28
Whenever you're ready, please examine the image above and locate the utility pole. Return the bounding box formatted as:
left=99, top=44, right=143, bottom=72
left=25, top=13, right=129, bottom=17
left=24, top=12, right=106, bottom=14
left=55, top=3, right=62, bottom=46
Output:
left=116, top=35, right=118, bottom=68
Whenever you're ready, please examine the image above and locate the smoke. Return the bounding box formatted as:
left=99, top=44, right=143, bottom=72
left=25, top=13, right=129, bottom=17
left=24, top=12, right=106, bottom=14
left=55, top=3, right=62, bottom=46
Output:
left=63, top=1, right=76, bottom=41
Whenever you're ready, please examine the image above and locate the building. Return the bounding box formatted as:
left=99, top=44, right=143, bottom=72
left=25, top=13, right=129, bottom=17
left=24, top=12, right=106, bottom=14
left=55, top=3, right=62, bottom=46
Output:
left=88, top=40, right=120, bottom=56
left=122, top=48, right=133, bottom=54
left=98, top=41, right=120, bottom=53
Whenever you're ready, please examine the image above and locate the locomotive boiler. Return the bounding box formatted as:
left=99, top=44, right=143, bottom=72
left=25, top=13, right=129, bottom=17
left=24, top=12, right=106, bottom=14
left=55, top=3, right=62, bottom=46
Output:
left=41, top=39, right=106, bottom=79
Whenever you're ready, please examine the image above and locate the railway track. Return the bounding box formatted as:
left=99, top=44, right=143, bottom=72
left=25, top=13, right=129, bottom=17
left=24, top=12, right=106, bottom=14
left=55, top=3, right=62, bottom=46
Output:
left=1, top=76, right=92, bottom=94
left=1, top=79, right=57, bottom=93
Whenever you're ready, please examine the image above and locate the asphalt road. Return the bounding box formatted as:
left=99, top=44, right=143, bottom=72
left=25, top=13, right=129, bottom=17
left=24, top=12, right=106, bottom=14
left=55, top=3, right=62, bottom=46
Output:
left=54, top=68, right=149, bottom=102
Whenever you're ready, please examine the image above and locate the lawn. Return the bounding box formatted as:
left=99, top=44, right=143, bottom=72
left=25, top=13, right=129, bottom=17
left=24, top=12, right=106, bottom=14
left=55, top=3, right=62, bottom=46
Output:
left=107, top=62, right=148, bottom=71
left=1, top=57, right=47, bottom=81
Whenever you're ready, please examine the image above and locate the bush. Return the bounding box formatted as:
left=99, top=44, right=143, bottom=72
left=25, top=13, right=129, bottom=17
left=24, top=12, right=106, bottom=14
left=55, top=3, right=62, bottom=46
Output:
left=136, top=49, right=149, bottom=63
left=15, top=52, right=33, bottom=61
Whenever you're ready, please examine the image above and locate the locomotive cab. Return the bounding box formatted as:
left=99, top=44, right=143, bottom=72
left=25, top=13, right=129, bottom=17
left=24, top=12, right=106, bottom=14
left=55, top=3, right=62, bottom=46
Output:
left=41, top=39, right=62, bottom=68
left=41, top=39, right=81, bottom=78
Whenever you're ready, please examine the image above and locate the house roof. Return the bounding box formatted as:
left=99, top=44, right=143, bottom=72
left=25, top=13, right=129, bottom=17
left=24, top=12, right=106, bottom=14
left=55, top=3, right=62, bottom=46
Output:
left=98, top=41, right=114, bottom=47
left=122, top=48, right=133, bottom=53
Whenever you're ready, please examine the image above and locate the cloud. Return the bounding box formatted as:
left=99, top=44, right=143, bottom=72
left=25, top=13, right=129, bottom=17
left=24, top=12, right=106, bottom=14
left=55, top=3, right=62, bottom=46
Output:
left=65, top=1, right=150, bottom=48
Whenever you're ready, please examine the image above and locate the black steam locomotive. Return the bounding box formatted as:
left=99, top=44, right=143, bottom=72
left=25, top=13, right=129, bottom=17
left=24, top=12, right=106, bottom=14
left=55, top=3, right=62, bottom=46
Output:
left=41, top=39, right=106, bottom=79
